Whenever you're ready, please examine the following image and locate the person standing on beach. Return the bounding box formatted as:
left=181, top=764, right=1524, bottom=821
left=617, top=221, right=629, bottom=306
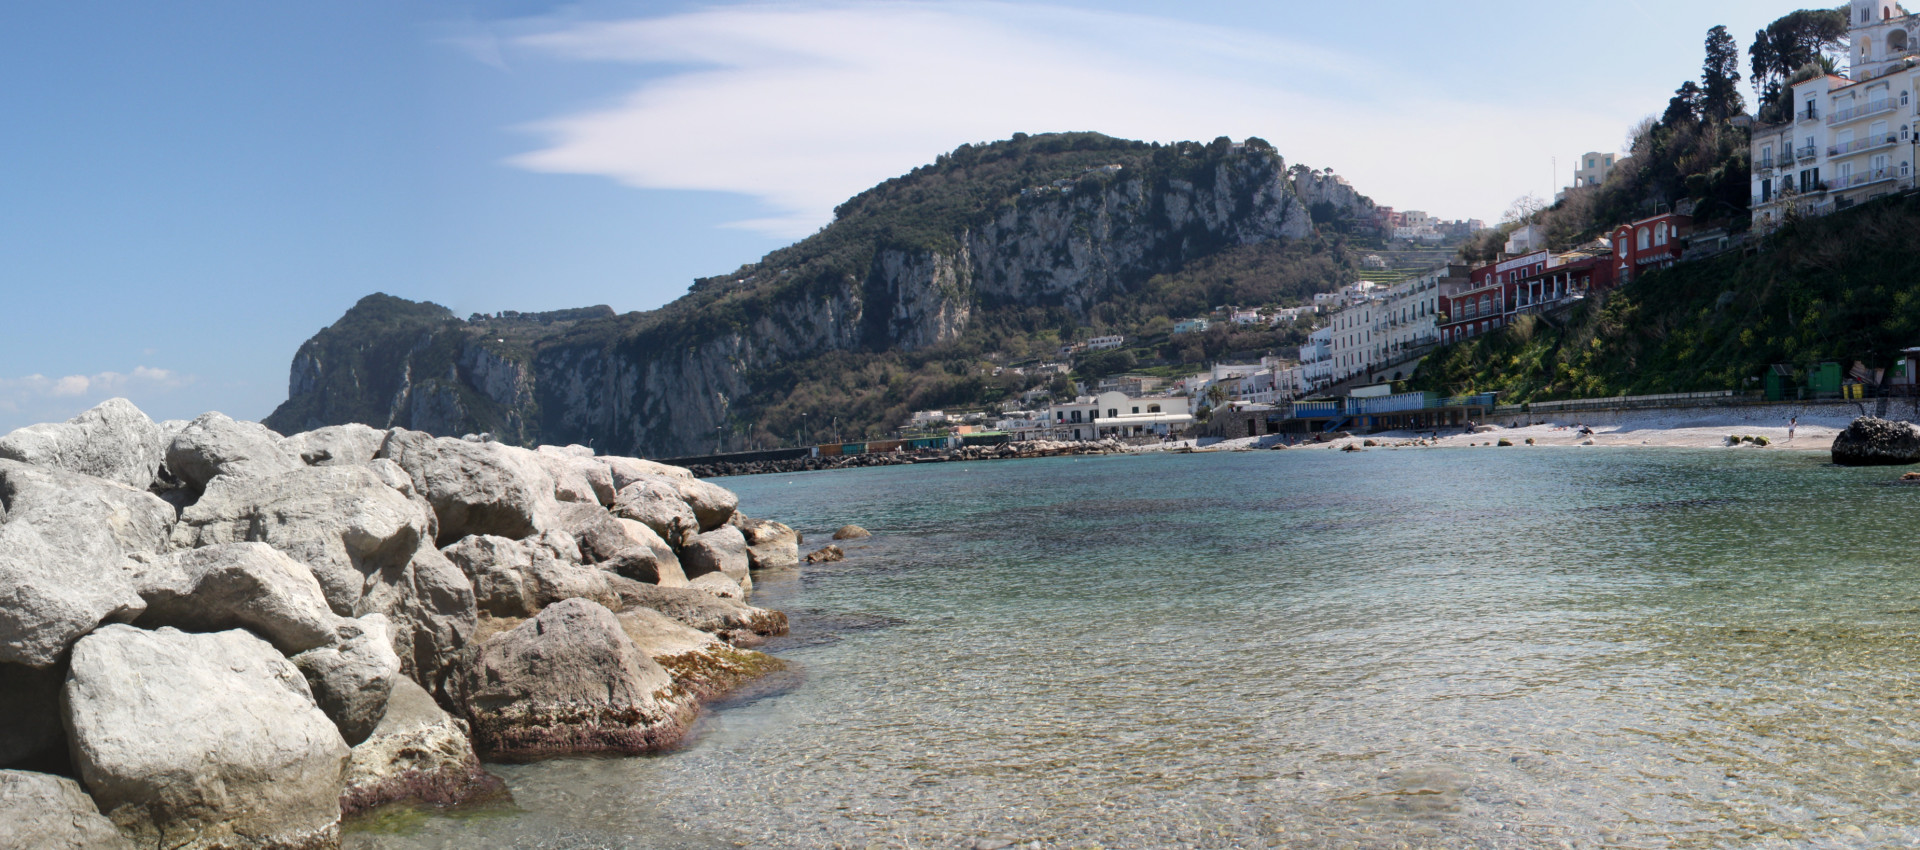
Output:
left=1788, top=416, right=1797, bottom=442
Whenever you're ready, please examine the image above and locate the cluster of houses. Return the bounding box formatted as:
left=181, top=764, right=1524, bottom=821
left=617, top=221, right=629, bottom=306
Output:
left=1372, top=209, right=1486, bottom=244
left=1750, top=0, right=1920, bottom=233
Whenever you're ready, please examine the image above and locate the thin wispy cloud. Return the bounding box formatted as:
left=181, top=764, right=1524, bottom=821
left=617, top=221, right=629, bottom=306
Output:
left=504, top=1, right=1636, bottom=238
left=0, top=367, right=193, bottom=418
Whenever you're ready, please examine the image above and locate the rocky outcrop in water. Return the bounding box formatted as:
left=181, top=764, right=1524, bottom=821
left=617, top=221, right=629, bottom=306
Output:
left=263, top=136, right=1373, bottom=457
left=0, top=399, right=794, bottom=848
left=1831, top=417, right=1920, bottom=466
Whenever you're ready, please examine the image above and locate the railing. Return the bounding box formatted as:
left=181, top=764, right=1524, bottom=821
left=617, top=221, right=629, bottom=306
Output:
left=1291, top=401, right=1340, bottom=418
left=1828, top=135, right=1899, bottom=156
left=1828, top=168, right=1899, bottom=191
left=1797, top=145, right=1819, bottom=161
left=1345, top=391, right=1438, bottom=416
left=1755, top=157, right=1775, bottom=171
left=1828, top=99, right=1896, bottom=125
left=1526, top=390, right=1746, bottom=414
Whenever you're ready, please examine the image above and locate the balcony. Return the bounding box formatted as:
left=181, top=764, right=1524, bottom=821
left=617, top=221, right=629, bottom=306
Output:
left=1827, top=99, right=1897, bottom=126
left=1796, top=145, right=1820, bottom=162
left=1828, top=167, right=1905, bottom=191
left=1828, top=135, right=1900, bottom=157
left=1755, top=157, right=1775, bottom=172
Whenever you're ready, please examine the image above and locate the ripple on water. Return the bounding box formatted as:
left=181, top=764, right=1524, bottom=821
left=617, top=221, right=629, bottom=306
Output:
left=348, top=450, right=1920, bottom=849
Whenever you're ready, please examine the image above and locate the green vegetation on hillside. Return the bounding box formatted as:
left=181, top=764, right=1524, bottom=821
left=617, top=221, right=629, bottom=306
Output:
left=1412, top=194, right=1920, bottom=402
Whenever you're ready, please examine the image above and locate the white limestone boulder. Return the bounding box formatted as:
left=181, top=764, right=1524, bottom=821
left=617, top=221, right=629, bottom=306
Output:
left=0, top=460, right=172, bottom=668
left=458, top=598, right=697, bottom=758
left=671, top=477, right=738, bottom=531
left=558, top=502, right=686, bottom=587
left=0, top=769, right=133, bottom=850
left=687, top=572, right=745, bottom=600
left=532, top=445, right=616, bottom=505
left=293, top=614, right=402, bottom=747
left=354, top=544, right=476, bottom=705
left=284, top=423, right=388, bottom=467
left=609, top=477, right=699, bottom=548
left=131, top=542, right=340, bottom=655
left=377, top=429, right=559, bottom=545
left=173, top=465, right=431, bottom=616
left=730, top=513, right=800, bottom=571
left=599, top=455, right=695, bottom=488
left=441, top=534, right=619, bottom=618
left=165, top=412, right=302, bottom=492
left=0, top=398, right=168, bottom=490
left=681, top=525, right=752, bottom=587
left=63, top=625, right=349, bottom=850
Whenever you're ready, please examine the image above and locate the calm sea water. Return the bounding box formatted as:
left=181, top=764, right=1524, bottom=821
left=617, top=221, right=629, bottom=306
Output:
left=349, top=447, right=1920, bottom=849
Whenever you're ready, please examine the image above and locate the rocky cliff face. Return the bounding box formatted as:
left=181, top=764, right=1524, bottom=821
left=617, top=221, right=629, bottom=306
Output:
left=269, top=136, right=1374, bottom=457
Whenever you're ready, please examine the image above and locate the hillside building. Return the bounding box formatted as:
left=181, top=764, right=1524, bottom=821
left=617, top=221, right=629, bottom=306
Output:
left=1751, top=2, right=1920, bottom=232
left=1610, top=213, right=1692, bottom=285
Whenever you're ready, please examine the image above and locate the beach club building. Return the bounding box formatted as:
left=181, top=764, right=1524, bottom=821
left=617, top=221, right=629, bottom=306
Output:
left=1042, top=392, right=1193, bottom=441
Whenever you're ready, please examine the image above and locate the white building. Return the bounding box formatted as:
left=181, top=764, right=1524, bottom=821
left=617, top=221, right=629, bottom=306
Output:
left=1505, top=224, right=1547, bottom=256
left=1299, top=327, right=1334, bottom=390
left=1172, top=318, right=1210, bottom=335
left=1085, top=335, right=1126, bottom=351
left=1231, top=309, right=1263, bottom=325
left=1042, top=392, right=1191, bottom=441
left=1751, top=1, right=1920, bottom=233
left=1573, top=151, right=1618, bottom=188
left=909, top=410, right=947, bottom=427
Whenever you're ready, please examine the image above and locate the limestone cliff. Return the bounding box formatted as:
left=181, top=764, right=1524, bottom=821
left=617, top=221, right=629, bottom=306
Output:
left=268, top=134, right=1376, bottom=457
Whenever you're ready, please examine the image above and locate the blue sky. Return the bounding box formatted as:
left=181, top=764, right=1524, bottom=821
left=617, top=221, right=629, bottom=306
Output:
left=2, top=0, right=1824, bottom=431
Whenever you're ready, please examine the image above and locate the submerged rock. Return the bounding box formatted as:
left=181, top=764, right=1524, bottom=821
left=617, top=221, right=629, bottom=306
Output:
left=340, top=676, right=503, bottom=816
left=804, top=544, right=845, bottom=564
left=64, top=625, right=349, bottom=850
left=0, top=769, right=133, bottom=850
left=610, top=581, right=788, bottom=645
left=460, top=599, right=697, bottom=758
left=1832, top=417, right=1920, bottom=466
left=615, top=607, right=784, bottom=701
left=832, top=524, right=872, bottom=540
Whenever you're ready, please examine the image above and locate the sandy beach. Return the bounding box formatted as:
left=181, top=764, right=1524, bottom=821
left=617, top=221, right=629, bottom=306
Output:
left=1166, top=408, right=1873, bottom=453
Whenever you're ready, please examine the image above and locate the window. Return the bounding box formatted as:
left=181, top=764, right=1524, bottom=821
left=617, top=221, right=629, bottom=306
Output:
left=1107, top=409, right=1118, bottom=419
left=1761, top=177, right=1773, bottom=202
left=1637, top=227, right=1651, bottom=250
left=1654, top=224, right=1667, bottom=246
left=1148, top=404, right=1161, bottom=413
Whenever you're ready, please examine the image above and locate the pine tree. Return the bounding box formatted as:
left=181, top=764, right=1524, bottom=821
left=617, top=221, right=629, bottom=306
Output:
left=1702, top=25, right=1745, bottom=122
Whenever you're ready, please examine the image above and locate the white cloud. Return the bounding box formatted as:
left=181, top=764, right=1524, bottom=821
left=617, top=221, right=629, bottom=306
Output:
left=0, top=367, right=193, bottom=420
left=504, top=1, right=1636, bottom=237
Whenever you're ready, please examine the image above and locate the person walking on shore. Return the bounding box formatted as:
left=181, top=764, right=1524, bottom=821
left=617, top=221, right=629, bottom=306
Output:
left=1788, top=416, right=1797, bottom=442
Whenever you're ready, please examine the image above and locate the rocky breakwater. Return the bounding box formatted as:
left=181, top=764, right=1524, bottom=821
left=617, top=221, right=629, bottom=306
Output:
left=688, top=438, right=1128, bottom=478
left=0, top=399, right=797, bottom=849
left=1831, top=417, right=1920, bottom=466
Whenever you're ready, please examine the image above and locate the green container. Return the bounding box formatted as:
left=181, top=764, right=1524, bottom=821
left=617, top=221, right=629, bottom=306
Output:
left=1808, top=362, right=1843, bottom=396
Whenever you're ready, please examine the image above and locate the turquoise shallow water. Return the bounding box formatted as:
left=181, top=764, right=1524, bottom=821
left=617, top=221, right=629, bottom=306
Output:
left=349, top=448, right=1920, bottom=849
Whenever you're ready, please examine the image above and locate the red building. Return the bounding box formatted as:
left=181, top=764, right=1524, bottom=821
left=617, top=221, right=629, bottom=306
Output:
left=1609, top=213, right=1692, bottom=285
left=1438, top=250, right=1615, bottom=344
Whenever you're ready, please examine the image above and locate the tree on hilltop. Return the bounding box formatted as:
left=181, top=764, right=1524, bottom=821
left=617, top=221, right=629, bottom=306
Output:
left=1701, top=26, right=1746, bottom=123
left=1749, top=8, right=1849, bottom=123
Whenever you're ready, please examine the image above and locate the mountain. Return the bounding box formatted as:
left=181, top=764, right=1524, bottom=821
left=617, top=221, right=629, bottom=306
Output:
left=1410, top=193, right=1920, bottom=402
left=266, top=133, right=1377, bottom=456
